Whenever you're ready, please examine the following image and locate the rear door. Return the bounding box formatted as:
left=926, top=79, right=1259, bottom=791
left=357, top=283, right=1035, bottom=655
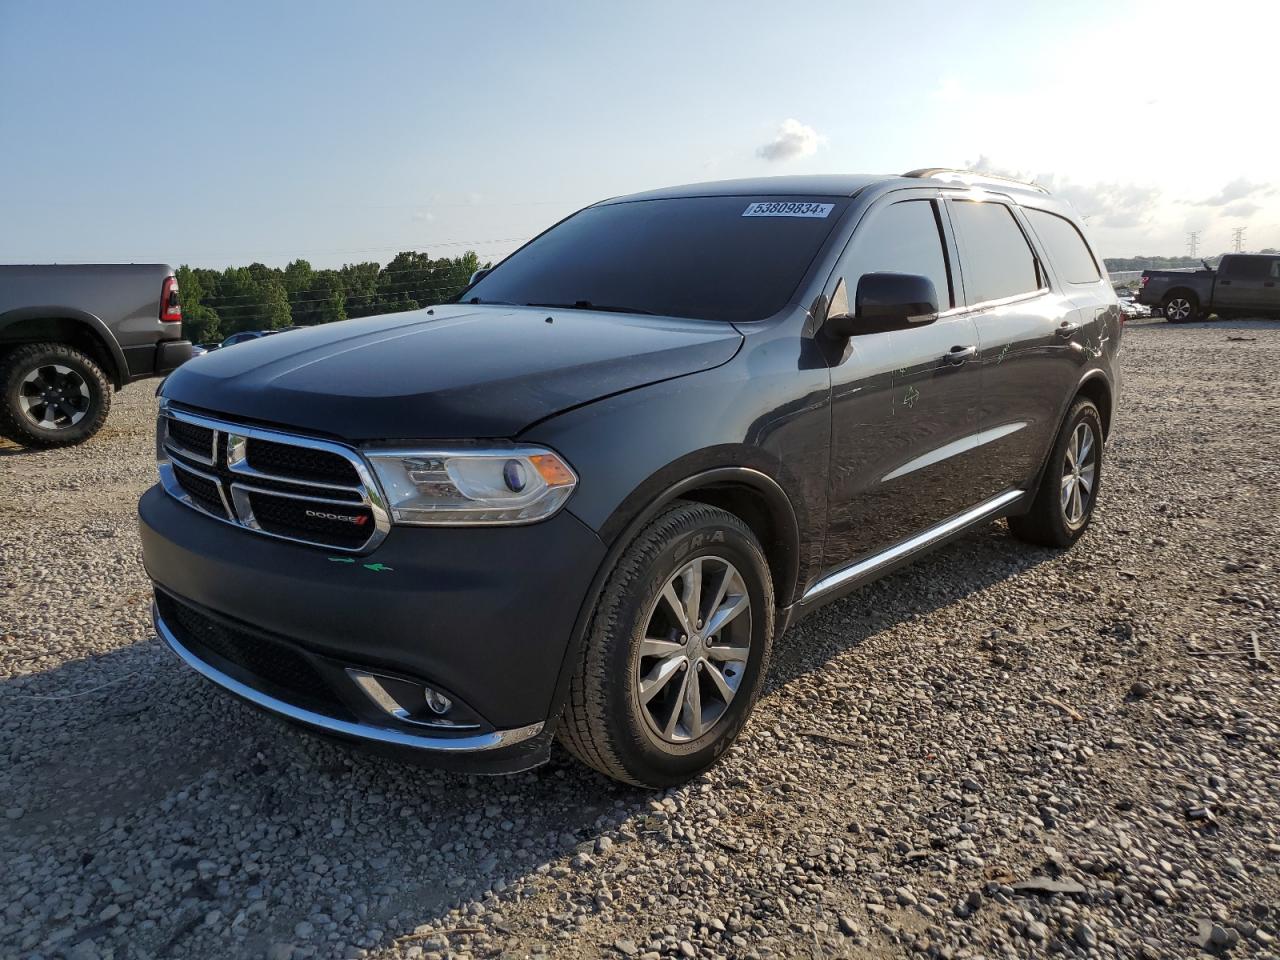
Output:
left=944, top=195, right=1088, bottom=496
left=822, top=191, right=984, bottom=565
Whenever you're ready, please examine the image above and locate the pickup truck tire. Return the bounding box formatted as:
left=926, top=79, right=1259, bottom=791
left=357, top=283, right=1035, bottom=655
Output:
left=0, top=342, right=112, bottom=448
left=1162, top=293, right=1199, bottom=323
left=1009, top=398, right=1103, bottom=548
left=559, top=500, right=774, bottom=787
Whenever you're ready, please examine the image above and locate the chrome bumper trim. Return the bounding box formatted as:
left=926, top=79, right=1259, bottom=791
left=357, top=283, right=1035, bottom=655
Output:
left=153, top=603, right=544, bottom=753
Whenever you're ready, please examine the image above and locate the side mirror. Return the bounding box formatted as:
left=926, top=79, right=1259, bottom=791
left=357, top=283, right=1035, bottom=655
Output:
left=468, top=268, right=491, bottom=286
left=824, top=273, right=940, bottom=337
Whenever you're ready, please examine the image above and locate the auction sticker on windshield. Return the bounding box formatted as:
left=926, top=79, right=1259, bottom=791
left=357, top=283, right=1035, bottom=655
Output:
left=742, top=201, right=834, bottom=218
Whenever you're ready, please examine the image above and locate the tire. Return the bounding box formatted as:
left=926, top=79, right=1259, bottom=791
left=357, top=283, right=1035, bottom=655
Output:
left=0, top=342, right=112, bottom=448
left=1162, top=293, right=1198, bottom=323
left=1008, top=398, right=1103, bottom=549
left=559, top=500, right=775, bottom=787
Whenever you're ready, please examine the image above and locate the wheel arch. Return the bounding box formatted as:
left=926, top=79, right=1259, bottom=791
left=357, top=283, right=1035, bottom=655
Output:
left=545, top=466, right=802, bottom=730
left=1162, top=286, right=1200, bottom=307
left=1074, top=371, right=1113, bottom=439
left=0, top=308, right=126, bottom=388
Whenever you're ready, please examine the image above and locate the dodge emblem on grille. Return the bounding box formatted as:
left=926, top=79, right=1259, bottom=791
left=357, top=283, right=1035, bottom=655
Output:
left=306, top=509, right=369, bottom=525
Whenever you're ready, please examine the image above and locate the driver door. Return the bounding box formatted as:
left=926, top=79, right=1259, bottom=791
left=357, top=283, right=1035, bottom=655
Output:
left=822, top=193, right=984, bottom=567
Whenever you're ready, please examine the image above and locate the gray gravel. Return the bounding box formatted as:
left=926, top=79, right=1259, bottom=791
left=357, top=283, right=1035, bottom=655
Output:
left=2, top=317, right=1279, bottom=960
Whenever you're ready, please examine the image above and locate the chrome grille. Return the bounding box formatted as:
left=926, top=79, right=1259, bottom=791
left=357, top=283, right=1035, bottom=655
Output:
left=157, top=402, right=389, bottom=553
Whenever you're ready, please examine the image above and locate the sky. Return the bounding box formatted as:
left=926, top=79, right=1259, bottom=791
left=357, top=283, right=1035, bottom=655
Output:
left=2, top=0, right=1277, bottom=269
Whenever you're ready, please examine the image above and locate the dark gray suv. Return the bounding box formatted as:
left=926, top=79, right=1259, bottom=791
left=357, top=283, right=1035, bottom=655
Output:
left=140, top=169, right=1121, bottom=787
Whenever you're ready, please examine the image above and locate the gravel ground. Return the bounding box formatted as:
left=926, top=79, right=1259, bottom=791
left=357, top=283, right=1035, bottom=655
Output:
left=2, top=317, right=1279, bottom=960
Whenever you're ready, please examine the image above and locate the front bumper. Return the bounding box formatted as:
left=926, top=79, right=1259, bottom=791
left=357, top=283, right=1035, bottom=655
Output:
left=139, top=484, right=606, bottom=771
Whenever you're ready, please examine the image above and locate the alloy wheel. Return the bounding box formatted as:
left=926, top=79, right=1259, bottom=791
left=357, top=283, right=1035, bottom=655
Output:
left=18, top=364, right=92, bottom=429
left=1166, top=298, right=1192, bottom=322
left=1060, top=422, right=1097, bottom=527
left=636, top=555, right=752, bottom=744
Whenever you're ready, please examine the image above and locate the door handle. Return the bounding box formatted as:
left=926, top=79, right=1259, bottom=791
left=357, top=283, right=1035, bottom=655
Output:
left=944, top=344, right=977, bottom=365
left=1265, top=281, right=1275, bottom=288
left=1220, top=280, right=1233, bottom=286
left=1055, top=321, right=1081, bottom=339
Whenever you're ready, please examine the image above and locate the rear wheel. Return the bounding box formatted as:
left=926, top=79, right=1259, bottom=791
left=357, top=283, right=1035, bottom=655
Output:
left=559, top=501, right=774, bottom=787
left=0, top=342, right=111, bottom=448
left=1009, top=398, right=1103, bottom=548
left=1162, top=293, right=1198, bottom=323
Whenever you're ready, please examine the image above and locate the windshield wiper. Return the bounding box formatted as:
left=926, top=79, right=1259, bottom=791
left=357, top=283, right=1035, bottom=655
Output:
left=526, top=300, right=655, bottom=315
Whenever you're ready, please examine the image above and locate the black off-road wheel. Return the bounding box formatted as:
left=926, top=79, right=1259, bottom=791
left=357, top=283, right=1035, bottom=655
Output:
left=0, top=342, right=112, bottom=448
left=1008, top=398, right=1103, bottom=548
left=559, top=500, right=775, bottom=787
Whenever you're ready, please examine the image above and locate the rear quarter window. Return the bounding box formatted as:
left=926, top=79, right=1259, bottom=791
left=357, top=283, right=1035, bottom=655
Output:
left=1023, top=208, right=1102, bottom=284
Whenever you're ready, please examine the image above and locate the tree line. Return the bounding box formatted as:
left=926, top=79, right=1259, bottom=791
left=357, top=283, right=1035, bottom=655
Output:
left=176, top=250, right=485, bottom=346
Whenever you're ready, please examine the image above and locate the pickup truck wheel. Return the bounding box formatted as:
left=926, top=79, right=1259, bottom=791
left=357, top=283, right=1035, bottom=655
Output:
left=1008, top=398, right=1103, bottom=548
left=1162, top=294, right=1198, bottom=323
left=559, top=500, right=774, bottom=787
left=0, top=342, right=111, bottom=448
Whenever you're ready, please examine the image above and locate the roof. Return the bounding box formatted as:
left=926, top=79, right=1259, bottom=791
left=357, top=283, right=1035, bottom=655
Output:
left=602, top=174, right=899, bottom=204
left=602, top=169, right=1052, bottom=206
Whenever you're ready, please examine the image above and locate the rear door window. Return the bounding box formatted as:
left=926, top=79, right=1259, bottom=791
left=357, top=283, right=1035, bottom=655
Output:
left=840, top=199, right=954, bottom=308
left=1023, top=208, right=1102, bottom=284
left=948, top=200, right=1044, bottom=304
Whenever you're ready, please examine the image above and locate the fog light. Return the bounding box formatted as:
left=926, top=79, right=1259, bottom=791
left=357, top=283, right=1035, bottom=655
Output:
left=424, top=688, right=453, bottom=715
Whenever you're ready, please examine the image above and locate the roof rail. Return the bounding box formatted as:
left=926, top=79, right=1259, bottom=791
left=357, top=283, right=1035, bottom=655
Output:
left=903, top=167, right=1050, bottom=195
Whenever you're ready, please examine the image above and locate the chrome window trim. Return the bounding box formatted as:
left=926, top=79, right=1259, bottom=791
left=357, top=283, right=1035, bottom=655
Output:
left=155, top=602, right=543, bottom=753
left=156, top=400, right=391, bottom=554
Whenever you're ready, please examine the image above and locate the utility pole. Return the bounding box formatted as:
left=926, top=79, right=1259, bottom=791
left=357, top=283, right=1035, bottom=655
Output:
left=1232, top=227, right=1246, bottom=253
left=1186, top=231, right=1200, bottom=258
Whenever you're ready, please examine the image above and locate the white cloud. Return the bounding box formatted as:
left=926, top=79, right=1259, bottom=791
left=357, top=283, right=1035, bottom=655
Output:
left=1196, top=178, right=1273, bottom=208
left=967, top=156, right=1160, bottom=230
left=1222, top=201, right=1261, bottom=219
left=411, top=210, right=436, bottom=223
left=756, top=119, right=826, bottom=163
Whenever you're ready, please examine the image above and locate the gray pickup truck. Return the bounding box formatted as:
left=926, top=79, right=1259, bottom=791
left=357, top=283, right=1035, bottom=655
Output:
left=0, top=264, right=192, bottom=447
left=1137, top=253, right=1280, bottom=323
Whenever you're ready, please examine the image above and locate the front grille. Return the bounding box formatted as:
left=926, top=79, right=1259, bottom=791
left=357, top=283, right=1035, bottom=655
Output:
left=247, top=437, right=361, bottom=487
left=157, top=591, right=351, bottom=718
left=167, top=418, right=215, bottom=461
left=159, top=406, right=386, bottom=553
left=171, top=462, right=226, bottom=517
left=248, top=492, right=374, bottom=549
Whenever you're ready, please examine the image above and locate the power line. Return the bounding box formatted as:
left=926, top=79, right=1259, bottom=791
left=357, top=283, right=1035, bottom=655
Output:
left=1232, top=227, right=1246, bottom=253
left=1186, top=231, right=1200, bottom=258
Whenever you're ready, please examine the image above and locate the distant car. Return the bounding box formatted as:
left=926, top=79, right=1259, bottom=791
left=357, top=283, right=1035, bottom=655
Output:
left=1137, top=253, right=1280, bottom=322
left=0, top=263, right=192, bottom=447
left=220, top=331, right=266, bottom=348
left=1116, top=299, right=1147, bottom=320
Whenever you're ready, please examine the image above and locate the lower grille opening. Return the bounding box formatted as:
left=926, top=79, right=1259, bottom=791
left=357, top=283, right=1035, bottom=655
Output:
left=172, top=463, right=226, bottom=517
left=247, top=492, right=374, bottom=549
left=157, top=592, right=353, bottom=720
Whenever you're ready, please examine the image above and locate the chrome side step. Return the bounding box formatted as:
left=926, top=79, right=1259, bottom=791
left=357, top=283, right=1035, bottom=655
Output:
left=801, top=489, right=1025, bottom=604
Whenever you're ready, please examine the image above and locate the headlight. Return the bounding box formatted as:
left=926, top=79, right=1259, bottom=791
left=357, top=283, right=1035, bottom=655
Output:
left=364, top=445, right=577, bottom=526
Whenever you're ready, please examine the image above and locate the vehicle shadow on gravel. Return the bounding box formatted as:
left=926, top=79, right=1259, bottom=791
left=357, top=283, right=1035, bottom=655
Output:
left=1, top=521, right=1056, bottom=958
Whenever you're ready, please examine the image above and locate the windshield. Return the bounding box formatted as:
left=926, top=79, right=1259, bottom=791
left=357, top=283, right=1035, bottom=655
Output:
left=462, top=196, right=849, bottom=322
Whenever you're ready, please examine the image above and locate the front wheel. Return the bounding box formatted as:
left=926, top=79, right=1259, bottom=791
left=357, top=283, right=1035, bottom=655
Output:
left=1008, top=398, right=1103, bottom=548
left=0, top=342, right=112, bottom=448
left=559, top=500, right=775, bottom=787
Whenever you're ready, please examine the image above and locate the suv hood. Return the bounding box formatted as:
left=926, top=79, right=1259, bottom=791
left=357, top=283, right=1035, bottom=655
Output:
left=162, top=305, right=743, bottom=441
